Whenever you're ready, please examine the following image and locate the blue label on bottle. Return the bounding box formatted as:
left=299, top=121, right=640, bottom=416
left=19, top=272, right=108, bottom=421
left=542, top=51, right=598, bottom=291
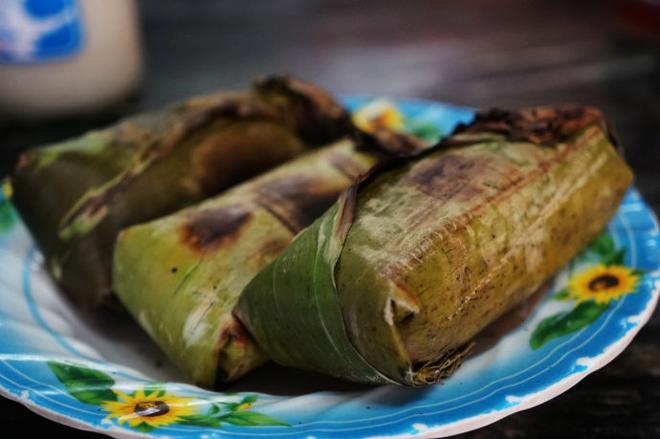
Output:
left=0, top=0, right=84, bottom=64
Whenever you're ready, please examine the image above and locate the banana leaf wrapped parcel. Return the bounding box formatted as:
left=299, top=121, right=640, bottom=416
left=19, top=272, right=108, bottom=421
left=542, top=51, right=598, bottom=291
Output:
left=113, top=132, right=424, bottom=387
left=237, top=106, right=634, bottom=386
left=11, top=75, right=350, bottom=308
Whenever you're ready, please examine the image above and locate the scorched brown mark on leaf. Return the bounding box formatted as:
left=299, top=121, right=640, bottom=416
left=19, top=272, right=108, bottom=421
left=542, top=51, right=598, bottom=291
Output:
left=358, top=130, right=426, bottom=157
left=254, top=75, right=352, bottom=145
left=453, top=105, right=609, bottom=146
left=180, top=204, right=252, bottom=252
left=256, top=239, right=291, bottom=260
left=255, top=175, right=347, bottom=233
left=327, top=151, right=368, bottom=180
left=406, top=154, right=481, bottom=200
left=189, top=127, right=298, bottom=196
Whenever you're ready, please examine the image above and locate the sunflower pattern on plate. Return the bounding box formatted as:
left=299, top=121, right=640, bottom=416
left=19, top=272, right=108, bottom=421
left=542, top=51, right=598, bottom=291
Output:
left=530, top=232, right=644, bottom=350
left=568, top=264, right=640, bottom=305
left=352, top=98, right=442, bottom=144
left=47, top=361, right=288, bottom=433
left=101, top=388, right=198, bottom=430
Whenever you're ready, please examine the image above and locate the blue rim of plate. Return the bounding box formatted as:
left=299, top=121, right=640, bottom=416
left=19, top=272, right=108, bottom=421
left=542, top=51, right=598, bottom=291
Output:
left=0, top=97, right=657, bottom=438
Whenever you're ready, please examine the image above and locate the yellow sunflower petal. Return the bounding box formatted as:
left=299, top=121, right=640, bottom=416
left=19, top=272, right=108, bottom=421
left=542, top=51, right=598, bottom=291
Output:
left=2, top=181, right=12, bottom=199
left=236, top=402, right=253, bottom=411
left=111, top=389, right=135, bottom=403
left=102, top=387, right=203, bottom=430
left=353, top=99, right=405, bottom=133
left=568, top=264, right=639, bottom=304
left=101, top=401, right=123, bottom=413
left=125, top=416, right=143, bottom=427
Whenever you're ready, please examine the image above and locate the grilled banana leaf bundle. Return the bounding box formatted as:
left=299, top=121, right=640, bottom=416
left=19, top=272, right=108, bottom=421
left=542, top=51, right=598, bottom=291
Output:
left=112, top=132, right=424, bottom=387
left=11, top=76, right=350, bottom=308
left=237, top=106, right=634, bottom=386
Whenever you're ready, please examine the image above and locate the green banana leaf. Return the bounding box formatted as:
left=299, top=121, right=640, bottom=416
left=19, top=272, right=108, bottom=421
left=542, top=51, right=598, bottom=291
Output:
left=11, top=75, right=351, bottom=308
left=237, top=106, right=634, bottom=386
left=113, top=132, right=424, bottom=388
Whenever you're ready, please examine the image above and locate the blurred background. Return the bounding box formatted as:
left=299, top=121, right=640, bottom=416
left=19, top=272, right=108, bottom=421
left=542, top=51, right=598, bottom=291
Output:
left=1, top=0, right=660, bottom=437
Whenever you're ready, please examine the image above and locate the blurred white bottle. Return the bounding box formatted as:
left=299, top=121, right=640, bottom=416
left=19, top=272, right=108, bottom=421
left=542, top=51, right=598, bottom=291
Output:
left=0, top=0, right=142, bottom=119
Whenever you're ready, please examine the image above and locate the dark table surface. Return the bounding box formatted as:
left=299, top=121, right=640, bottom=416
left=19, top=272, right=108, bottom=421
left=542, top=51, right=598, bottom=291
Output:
left=1, top=0, right=660, bottom=437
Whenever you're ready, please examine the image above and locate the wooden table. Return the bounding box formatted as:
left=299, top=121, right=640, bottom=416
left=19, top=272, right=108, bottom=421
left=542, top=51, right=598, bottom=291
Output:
left=1, top=0, right=659, bottom=437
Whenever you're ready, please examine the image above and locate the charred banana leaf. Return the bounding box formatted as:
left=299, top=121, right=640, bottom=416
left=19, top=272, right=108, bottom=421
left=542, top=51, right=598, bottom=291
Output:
left=11, top=75, right=350, bottom=308
left=112, top=133, right=424, bottom=387
left=237, top=106, right=634, bottom=386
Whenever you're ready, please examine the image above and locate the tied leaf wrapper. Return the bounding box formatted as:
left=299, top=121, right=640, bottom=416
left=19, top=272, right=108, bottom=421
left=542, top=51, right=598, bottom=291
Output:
left=237, top=106, right=634, bottom=386
left=112, top=133, right=425, bottom=388
left=11, top=75, right=351, bottom=308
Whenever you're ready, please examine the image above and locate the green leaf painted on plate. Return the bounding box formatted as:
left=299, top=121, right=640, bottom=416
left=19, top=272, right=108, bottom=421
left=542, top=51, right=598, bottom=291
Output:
left=142, top=381, right=167, bottom=397
left=179, top=414, right=222, bottom=427
left=222, top=402, right=240, bottom=411
left=218, top=411, right=290, bottom=427
left=222, top=394, right=261, bottom=412
left=530, top=301, right=609, bottom=350
left=587, top=233, right=616, bottom=258
left=239, top=394, right=258, bottom=405
left=406, top=121, right=442, bottom=144
left=47, top=361, right=117, bottom=405
left=603, top=248, right=625, bottom=266
left=208, top=403, right=222, bottom=416
left=0, top=201, right=16, bottom=234
left=552, top=288, right=571, bottom=301
left=133, top=422, right=156, bottom=433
